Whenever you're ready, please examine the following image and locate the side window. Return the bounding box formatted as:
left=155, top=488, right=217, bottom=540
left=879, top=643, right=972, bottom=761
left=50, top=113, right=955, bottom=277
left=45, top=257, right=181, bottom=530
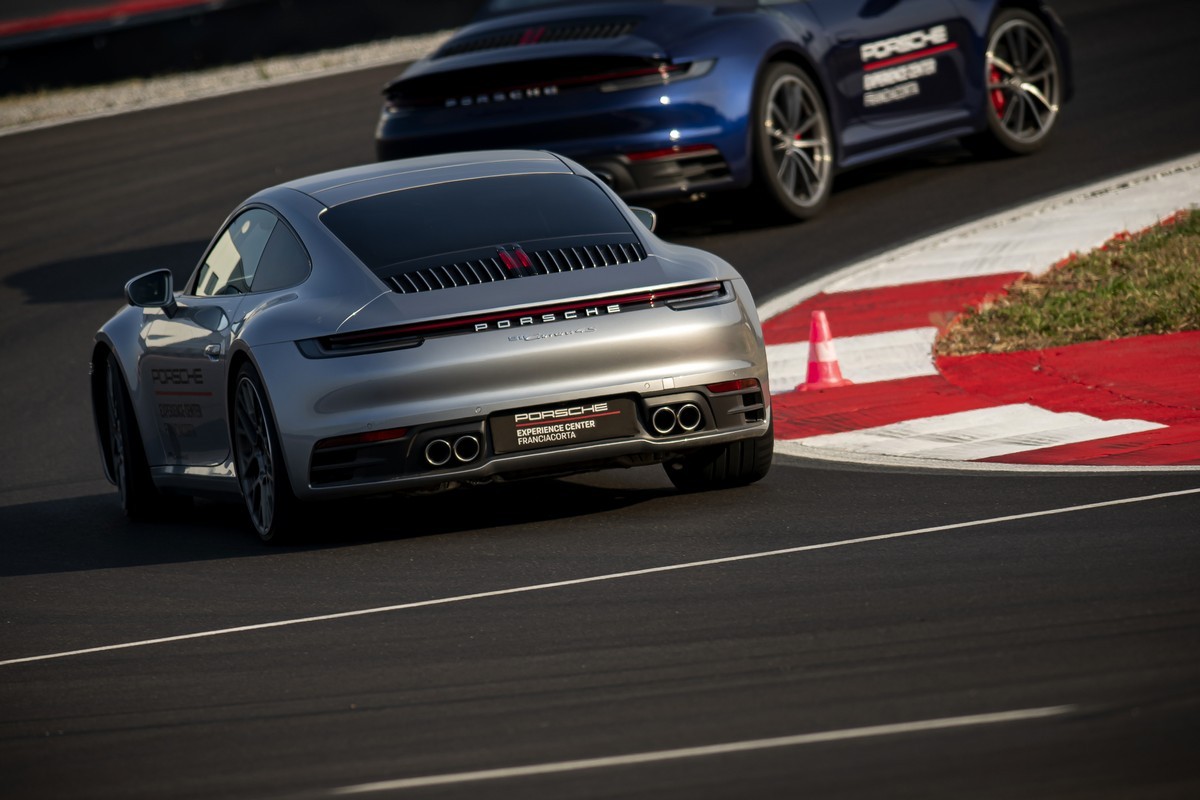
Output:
left=193, top=208, right=277, bottom=297
left=251, top=220, right=310, bottom=293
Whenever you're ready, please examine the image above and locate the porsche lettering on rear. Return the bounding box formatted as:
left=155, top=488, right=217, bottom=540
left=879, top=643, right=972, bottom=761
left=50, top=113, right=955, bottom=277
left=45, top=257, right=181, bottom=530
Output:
left=474, top=304, right=621, bottom=331
left=445, top=85, right=558, bottom=108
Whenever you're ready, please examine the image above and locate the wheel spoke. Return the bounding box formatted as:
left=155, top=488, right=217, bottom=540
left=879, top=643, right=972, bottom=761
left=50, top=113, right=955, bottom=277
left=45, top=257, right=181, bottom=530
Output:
left=1017, top=89, right=1046, bottom=132
left=1008, top=27, right=1028, bottom=70
left=1019, top=81, right=1057, bottom=114
left=778, top=154, right=796, bottom=197
left=253, top=472, right=273, bottom=530
left=768, top=100, right=788, bottom=132
left=988, top=53, right=1016, bottom=77
left=794, top=116, right=818, bottom=138
left=236, top=392, right=264, bottom=444
left=1024, top=66, right=1054, bottom=83
left=792, top=152, right=816, bottom=199
left=784, top=83, right=802, bottom=130
left=793, top=147, right=818, bottom=180
left=1013, top=92, right=1027, bottom=132
left=1024, top=41, right=1049, bottom=73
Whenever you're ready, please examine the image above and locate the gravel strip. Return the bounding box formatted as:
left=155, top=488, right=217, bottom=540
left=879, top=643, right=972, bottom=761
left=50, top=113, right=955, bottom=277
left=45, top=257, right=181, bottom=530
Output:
left=0, top=30, right=450, bottom=136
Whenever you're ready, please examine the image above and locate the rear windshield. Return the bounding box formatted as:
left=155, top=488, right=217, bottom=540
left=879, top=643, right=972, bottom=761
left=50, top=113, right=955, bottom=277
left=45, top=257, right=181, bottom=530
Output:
left=321, top=173, right=635, bottom=272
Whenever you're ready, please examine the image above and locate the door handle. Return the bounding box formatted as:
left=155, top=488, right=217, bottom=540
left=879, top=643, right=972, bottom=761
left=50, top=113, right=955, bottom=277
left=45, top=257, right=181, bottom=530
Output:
left=204, top=344, right=222, bottom=361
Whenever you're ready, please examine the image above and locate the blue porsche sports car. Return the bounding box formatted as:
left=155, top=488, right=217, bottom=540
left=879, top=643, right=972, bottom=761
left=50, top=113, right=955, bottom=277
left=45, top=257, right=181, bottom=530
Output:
left=375, top=0, right=1072, bottom=220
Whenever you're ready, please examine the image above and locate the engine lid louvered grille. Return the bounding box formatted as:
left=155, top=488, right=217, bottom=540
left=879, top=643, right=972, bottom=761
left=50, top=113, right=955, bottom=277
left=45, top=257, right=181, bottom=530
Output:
left=388, top=241, right=647, bottom=295
left=438, top=18, right=640, bottom=58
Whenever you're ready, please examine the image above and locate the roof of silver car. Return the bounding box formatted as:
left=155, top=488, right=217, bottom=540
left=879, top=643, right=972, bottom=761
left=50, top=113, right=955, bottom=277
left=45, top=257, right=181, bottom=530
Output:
left=278, top=149, right=577, bottom=208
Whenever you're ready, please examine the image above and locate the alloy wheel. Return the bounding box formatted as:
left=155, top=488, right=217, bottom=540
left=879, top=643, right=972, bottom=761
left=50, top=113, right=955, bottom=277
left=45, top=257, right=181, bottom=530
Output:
left=105, top=359, right=128, bottom=500
left=986, top=17, right=1061, bottom=146
left=234, top=375, right=276, bottom=537
left=762, top=72, right=831, bottom=211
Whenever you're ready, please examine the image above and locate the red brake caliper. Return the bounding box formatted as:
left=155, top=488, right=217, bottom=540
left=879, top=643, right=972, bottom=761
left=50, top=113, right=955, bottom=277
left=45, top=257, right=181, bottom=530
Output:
left=989, top=65, right=1007, bottom=114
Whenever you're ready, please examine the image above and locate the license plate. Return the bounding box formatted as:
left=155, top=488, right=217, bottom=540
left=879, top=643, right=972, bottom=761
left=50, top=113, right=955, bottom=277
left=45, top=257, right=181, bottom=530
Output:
left=492, top=398, right=637, bottom=454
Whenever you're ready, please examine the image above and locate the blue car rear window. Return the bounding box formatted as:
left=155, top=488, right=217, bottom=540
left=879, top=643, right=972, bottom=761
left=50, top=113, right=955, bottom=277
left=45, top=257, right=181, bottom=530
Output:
left=321, top=173, right=635, bottom=273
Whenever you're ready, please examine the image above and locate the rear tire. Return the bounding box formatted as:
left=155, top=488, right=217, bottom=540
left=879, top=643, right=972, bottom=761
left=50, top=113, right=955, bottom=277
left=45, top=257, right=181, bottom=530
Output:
left=965, top=9, right=1064, bottom=158
left=104, top=354, right=167, bottom=520
left=664, top=423, right=774, bottom=492
left=232, top=363, right=302, bottom=544
left=751, top=62, right=833, bottom=221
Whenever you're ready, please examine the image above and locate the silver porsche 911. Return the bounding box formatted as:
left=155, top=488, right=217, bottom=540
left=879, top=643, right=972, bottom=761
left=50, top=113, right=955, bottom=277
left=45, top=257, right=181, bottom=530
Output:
left=90, top=150, right=772, bottom=542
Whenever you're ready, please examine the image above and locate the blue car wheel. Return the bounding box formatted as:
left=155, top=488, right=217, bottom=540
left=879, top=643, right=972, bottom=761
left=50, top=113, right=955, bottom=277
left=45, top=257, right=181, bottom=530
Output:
left=752, top=62, right=833, bottom=220
left=970, top=8, right=1065, bottom=157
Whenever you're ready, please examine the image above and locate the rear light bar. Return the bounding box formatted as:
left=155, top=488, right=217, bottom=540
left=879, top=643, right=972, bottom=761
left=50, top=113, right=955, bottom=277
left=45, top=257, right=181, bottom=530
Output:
left=314, top=427, right=409, bottom=451
left=626, top=144, right=720, bottom=162
left=707, top=378, right=760, bottom=394
left=433, top=64, right=684, bottom=109
left=297, top=281, right=731, bottom=358
left=386, top=59, right=716, bottom=111
left=598, top=58, right=714, bottom=92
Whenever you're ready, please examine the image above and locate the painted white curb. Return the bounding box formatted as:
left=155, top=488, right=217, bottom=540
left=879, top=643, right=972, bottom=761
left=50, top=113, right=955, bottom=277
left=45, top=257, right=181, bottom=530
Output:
left=765, top=153, right=1200, bottom=473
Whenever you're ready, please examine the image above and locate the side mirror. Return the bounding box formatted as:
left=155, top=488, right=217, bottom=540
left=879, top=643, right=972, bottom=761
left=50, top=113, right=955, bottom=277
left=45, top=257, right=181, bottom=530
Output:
left=125, top=269, right=178, bottom=317
left=630, top=206, right=657, bottom=233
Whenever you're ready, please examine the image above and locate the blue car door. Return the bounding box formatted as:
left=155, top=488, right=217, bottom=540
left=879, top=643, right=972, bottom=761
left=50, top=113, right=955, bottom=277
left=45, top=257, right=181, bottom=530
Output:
left=804, top=0, right=973, bottom=164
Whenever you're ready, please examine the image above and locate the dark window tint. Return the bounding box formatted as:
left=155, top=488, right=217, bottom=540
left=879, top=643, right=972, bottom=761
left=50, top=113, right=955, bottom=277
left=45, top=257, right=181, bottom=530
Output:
left=252, top=222, right=310, bottom=293
left=321, top=174, right=633, bottom=272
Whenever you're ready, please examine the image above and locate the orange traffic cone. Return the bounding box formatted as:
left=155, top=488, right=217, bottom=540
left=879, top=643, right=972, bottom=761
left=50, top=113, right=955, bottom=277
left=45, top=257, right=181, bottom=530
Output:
left=798, top=310, right=853, bottom=391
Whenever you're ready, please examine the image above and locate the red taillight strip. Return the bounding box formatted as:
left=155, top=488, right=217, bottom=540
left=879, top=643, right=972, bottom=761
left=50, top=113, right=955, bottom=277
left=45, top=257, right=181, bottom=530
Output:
left=707, top=378, right=760, bottom=394
left=554, top=63, right=682, bottom=88
left=330, top=316, right=473, bottom=343
left=314, top=427, right=409, bottom=451
left=626, top=144, right=720, bottom=162
left=326, top=281, right=726, bottom=346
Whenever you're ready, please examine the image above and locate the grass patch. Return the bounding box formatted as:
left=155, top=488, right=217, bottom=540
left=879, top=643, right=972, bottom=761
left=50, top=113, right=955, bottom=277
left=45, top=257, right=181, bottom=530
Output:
left=936, top=207, right=1200, bottom=356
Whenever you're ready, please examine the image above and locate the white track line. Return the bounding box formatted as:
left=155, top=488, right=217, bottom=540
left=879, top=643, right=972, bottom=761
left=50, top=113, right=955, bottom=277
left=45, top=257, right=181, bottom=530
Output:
left=332, top=706, right=1075, bottom=794
left=2, top=488, right=1196, bottom=668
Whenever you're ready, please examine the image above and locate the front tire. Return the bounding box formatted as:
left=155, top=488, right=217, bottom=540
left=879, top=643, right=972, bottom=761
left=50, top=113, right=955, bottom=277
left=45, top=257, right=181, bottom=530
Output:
left=664, top=423, right=774, bottom=492
left=966, top=9, right=1064, bottom=157
left=232, top=363, right=301, bottom=544
left=752, top=62, right=833, bottom=221
left=103, top=353, right=166, bottom=520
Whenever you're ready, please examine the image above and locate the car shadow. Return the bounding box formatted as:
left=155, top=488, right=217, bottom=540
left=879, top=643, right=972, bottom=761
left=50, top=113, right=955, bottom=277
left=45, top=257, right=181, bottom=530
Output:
left=653, top=140, right=976, bottom=240
left=0, top=477, right=678, bottom=577
left=5, top=240, right=207, bottom=305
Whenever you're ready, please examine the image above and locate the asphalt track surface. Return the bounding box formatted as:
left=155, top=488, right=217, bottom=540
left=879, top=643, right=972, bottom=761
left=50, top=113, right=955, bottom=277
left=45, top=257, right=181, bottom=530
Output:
left=1, top=1, right=1198, bottom=798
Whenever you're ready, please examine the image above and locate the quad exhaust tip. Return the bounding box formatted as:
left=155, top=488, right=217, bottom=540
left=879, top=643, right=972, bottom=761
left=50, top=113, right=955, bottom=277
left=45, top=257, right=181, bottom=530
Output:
left=651, top=402, right=704, bottom=435
left=453, top=434, right=481, bottom=463
left=425, top=434, right=482, bottom=467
